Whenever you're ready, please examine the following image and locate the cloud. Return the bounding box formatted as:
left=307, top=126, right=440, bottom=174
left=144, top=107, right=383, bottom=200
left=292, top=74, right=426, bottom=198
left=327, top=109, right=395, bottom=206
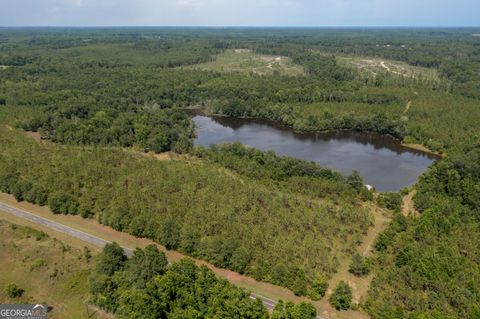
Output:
left=72, top=0, right=83, bottom=7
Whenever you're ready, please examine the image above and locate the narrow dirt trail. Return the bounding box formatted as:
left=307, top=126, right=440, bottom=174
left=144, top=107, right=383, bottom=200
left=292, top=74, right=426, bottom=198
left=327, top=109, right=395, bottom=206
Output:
left=403, top=100, right=412, bottom=114
left=402, top=190, right=418, bottom=216
left=380, top=61, right=404, bottom=76
left=403, top=91, right=419, bottom=115
left=320, top=203, right=391, bottom=314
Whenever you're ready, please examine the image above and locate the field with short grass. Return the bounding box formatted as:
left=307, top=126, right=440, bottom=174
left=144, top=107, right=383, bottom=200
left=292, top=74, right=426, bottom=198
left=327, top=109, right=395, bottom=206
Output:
left=0, top=219, right=107, bottom=319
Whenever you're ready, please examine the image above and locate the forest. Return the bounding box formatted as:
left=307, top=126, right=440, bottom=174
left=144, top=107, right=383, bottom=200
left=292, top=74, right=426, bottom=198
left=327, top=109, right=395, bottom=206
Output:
left=365, top=146, right=480, bottom=318
left=1, top=27, right=480, bottom=318
left=0, top=108, right=373, bottom=297
left=90, top=242, right=317, bottom=319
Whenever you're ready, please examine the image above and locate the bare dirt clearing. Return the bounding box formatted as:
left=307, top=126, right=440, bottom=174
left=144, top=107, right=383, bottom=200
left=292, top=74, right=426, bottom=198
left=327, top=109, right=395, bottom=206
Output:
left=336, top=56, right=440, bottom=82
left=184, top=49, right=305, bottom=76
left=322, top=203, right=391, bottom=307
left=23, top=130, right=43, bottom=142
left=402, top=190, right=418, bottom=216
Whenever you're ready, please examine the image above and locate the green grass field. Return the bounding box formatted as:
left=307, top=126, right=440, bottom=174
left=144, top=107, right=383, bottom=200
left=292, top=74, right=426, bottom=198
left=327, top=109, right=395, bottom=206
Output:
left=185, top=49, right=305, bottom=76
left=0, top=219, right=106, bottom=319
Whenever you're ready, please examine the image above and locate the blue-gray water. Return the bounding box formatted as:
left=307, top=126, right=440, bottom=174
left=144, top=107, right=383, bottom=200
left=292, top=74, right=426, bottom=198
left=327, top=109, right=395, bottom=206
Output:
left=192, top=114, right=438, bottom=192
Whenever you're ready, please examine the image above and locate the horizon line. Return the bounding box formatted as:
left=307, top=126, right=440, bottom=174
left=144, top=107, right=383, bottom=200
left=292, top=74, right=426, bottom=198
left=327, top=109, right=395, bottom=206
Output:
left=1, top=25, right=480, bottom=29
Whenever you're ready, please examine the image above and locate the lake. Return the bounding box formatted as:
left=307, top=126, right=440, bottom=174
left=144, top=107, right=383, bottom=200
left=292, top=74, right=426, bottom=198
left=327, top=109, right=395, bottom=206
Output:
left=191, top=113, right=438, bottom=192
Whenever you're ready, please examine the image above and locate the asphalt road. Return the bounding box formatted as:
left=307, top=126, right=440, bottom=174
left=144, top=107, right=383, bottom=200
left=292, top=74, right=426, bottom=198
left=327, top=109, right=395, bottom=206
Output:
left=0, top=201, right=327, bottom=318
left=0, top=202, right=133, bottom=257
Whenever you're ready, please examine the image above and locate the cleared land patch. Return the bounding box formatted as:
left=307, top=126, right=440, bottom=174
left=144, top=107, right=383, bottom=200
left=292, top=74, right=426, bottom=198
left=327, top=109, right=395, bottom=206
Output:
left=321, top=203, right=391, bottom=303
left=0, top=218, right=109, bottom=319
left=336, top=55, right=440, bottom=82
left=185, top=49, right=305, bottom=76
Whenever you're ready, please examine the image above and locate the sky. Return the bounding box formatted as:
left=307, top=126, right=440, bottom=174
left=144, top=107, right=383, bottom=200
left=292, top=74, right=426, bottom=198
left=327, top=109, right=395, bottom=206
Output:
left=2, top=0, right=479, bottom=27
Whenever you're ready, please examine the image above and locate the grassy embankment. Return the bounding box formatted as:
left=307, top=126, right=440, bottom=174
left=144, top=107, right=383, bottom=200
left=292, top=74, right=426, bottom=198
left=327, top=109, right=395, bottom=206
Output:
left=0, top=218, right=110, bottom=319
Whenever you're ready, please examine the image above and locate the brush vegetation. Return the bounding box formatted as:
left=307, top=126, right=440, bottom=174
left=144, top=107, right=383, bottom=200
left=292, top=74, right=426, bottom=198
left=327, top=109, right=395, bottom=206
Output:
left=0, top=220, right=96, bottom=318
left=1, top=27, right=480, bottom=318
left=0, top=109, right=372, bottom=296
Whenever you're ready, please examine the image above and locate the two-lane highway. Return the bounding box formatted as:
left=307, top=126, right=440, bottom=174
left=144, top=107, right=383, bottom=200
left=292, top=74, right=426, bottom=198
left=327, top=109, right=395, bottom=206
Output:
left=0, top=202, right=133, bottom=256
left=0, top=201, right=327, bottom=319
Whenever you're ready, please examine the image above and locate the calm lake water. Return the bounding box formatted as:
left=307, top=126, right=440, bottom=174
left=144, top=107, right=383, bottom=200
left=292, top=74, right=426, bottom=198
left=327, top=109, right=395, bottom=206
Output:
left=191, top=113, right=438, bottom=192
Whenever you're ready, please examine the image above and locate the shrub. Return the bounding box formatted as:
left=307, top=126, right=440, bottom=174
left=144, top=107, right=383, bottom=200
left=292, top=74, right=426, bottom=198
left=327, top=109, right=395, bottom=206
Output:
left=48, top=193, right=79, bottom=215
left=24, top=185, right=48, bottom=206
left=20, top=226, right=48, bottom=241
left=329, top=281, right=352, bottom=310
left=11, top=180, right=32, bottom=202
left=5, top=283, right=24, bottom=298
left=272, top=300, right=317, bottom=319
left=307, top=274, right=329, bottom=300
left=78, top=205, right=93, bottom=219
left=348, top=254, right=370, bottom=276
left=30, top=258, right=46, bottom=271
left=96, top=242, right=127, bottom=276
left=84, top=246, right=92, bottom=263
left=0, top=173, right=19, bottom=193
left=377, top=192, right=402, bottom=210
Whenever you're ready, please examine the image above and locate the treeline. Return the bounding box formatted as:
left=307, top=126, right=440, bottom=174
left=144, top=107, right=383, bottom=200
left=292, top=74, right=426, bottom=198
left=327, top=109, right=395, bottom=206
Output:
left=290, top=52, right=354, bottom=82
left=0, top=118, right=372, bottom=297
left=439, top=58, right=480, bottom=99
left=22, top=107, right=194, bottom=154
left=250, top=28, right=480, bottom=99
left=8, top=29, right=473, bottom=154
left=192, top=142, right=372, bottom=200
left=90, top=242, right=317, bottom=319
left=365, top=146, right=480, bottom=318
left=404, top=92, right=480, bottom=152
left=0, top=42, right=406, bottom=152
left=0, top=31, right=415, bottom=153
left=209, top=99, right=406, bottom=139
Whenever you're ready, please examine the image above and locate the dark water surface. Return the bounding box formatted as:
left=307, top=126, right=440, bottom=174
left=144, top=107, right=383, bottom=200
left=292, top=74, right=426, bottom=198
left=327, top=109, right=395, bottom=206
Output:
left=191, top=113, right=438, bottom=192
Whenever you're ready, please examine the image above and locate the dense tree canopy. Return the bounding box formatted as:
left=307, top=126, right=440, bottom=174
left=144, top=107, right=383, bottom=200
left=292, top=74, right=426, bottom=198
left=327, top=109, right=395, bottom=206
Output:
left=1, top=27, right=480, bottom=318
left=90, top=243, right=315, bottom=319
left=0, top=114, right=372, bottom=296
left=365, top=146, right=480, bottom=318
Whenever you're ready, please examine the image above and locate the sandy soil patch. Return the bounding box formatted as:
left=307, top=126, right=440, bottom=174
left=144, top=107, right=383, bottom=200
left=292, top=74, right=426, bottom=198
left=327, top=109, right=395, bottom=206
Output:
left=401, top=142, right=442, bottom=157
left=23, top=130, right=43, bottom=142
left=402, top=190, right=418, bottom=216
left=321, top=202, right=391, bottom=316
